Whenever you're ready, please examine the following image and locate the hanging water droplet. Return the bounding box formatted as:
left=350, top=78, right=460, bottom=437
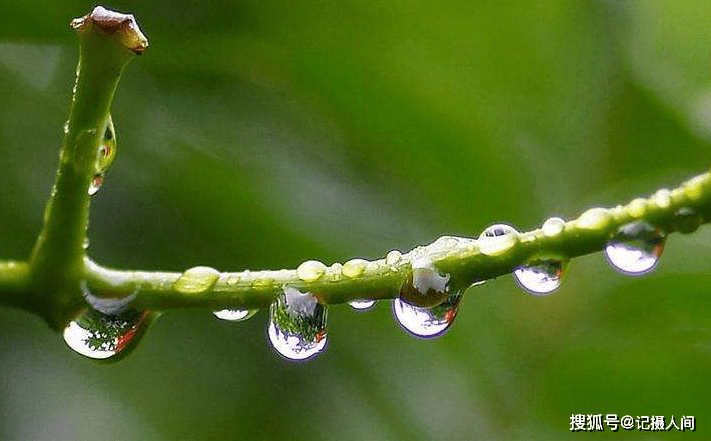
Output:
left=342, top=258, right=368, bottom=278
left=268, top=287, right=327, bottom=360
left=513, top=258, right=567, bottom=295
left=541, top=217, right=565, bottom=237
left=173, top=266, right=220, bottom=295
left=213, top=308, right=257, bottom=322
left=88, top=173, right=104, bottom=196
left=399, top=257, right=450, bottom=308
left=348, top=299, right=376, bottom=310
left=392, top=291, right=462, bottom=339
left=95, top=115, right=117, bottom=173
left=478, top=224, right=519, bottom=256
left=604, top=221, right=666, bottom=275
left=296, top=260, right=326, bottom=282
left=81, top=280, right=137, bottom=315
left=673, top=206, right=702, bottom=234
left=63, top=308, right=152, bottom=361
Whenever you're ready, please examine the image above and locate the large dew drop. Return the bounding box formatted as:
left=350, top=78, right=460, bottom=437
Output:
left=296, top=260, right=326, bottom=282
left=604, top=221, right=666, bottom=275
left=63, top=308, right=152, bottom=361
left=478, top=224, right=519, bottom=256
left=392, top=291, right=462, bottom=339
left=513, top=259, right=567, bottom=295
left=399, top=257, right=450, bottom=308
left=213, top=309, right=257, bottom=322
left=268, top=287, right=327, bottom=360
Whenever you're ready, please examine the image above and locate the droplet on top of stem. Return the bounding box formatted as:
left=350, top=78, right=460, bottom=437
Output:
left=478, top=224, right=519, bottom=256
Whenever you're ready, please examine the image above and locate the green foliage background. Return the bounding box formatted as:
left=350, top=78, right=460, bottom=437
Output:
left=1, top=1, right=710, bottom=439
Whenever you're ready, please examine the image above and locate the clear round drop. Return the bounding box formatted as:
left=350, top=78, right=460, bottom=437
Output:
left=88, top=173, right=104, bottom=196
left=348, top=299, right=376, bottom=310
left=478, top=224, right=519, bottom=256
left=213, top=308, right=256, bottom=322
left=268, top=287, right=327, bottom=360
left=399, top=257, right=450, bottom=308
left=63, top=308, right=151, bottom=361
left=604, top=221, right=666, bottom=275
left=513, top=259, right=567, bottom=295
left=392, top=291, right=462, bottom=339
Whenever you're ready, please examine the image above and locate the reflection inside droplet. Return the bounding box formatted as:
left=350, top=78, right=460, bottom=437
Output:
left=268, top=287, right=327, bottom=360
left=63, top=308, right=150, bottom=360
left=604, top=221, right=666, bottom=275
left=392, top=291, right=462, bottom=339
left=88, top=173, right=103, bottom=196
left=213, top=308, right=255, bottom=322
left=513, top=259, right=566, bottom=295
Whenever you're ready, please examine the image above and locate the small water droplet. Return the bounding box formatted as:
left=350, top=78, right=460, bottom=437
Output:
left=651, top=189, right=672, bottom=208
left=63, top=308, right=151, bottom=361
left=513, top=258, right=567, bottom=295
left=673, top=206, right=702, bottom=234
left=88, top=173, right=104, bottom=196
left=63, top=120, right=70, bottom=134
left=399, top=257, right=450, bottom=308
left=82, top=237, right=90, bottom=250
left=576, top=207, right=613, bottom=230
left=386, top=250, right=402, bottom=267
left=348, top=299, right=376, bottom=310
left=627, top=198, right=647, bottom=218
left=392, top=291, right=462, bottom=339
left=604, top=221, right=666, bottom=275
left=478, top=224, right=519, bottom=256
left=174, top=266, right=220, bottom=294
left=213, top=308, right=257, bottom=322
left=342, top=258, right=368, bottom=278
left=541, top=217, right=565, bottom=237
left=268, top=287, right=327, bottom=360
left=296, top=260, right=326, bottom=282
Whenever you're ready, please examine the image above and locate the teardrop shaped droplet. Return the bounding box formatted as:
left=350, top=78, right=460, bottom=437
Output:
left=392, top=291, right=462, bottom=339
left=478, top=224, right=519, bottom=256
left=174, top=266, right=220, bottom=295
left=296, top=260, right=326, bottom=282
left=604, top=221, right=666, bottom=275
left=513, top=258, right=567, bottom=295
left=88, top=173, right=104, bottom=196
left=213, top=308, right=257, bottom=322
left=63, top=308, right=152, bottom=361
left=268, top=287, right=327, bottom=360
left=399, top=257, right=450, bottom=308
left=348, top=299, right=376, bottom=310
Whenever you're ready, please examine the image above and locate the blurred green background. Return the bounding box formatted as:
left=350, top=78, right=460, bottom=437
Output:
left=1, top=0, right=710, bottom=439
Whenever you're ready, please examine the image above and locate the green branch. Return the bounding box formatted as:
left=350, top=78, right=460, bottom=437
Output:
left=79, top=171, right=711, bottom=313
left=0, top=6, right=710, bottom=344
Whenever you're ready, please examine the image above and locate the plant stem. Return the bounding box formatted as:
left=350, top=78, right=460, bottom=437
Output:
left=78, top=171, right=711, bottom=313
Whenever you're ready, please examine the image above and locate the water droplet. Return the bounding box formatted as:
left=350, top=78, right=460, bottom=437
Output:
left=268, top=287, right=327, bottom=360
left=82, top=237, right=90, bottom=250
left=513, top=258, right=567, bottom=295
left=81, top=280, right=137, bottom=315
left=576, top=207, right=613, bottom=230
left=627, top=198, right=647, bottom=218
left=541, top=217, right=565, bottom=237
left=296, top=260, right=326, bottom=282
left=95, top=115, right=117, bottom=173
left=213, top=308, right=257, bottom=322
left=348, top=299, right=376, bottom=310
left=399, top=257, right=450, bottom=308
left=604, top=221, right=666, bottom=275
left=386, top=250, right=402, bottom=267
left=63, top=120, right=69, bottom=134
left=478, top=224, right=519, bottom=256
left=651, top=189, right=672, bottom=209
left=342, top=258, right=368, bottom=278
left=63, top=308, right=151, bottom=361
left=88, top=173, right=104, bottom=196
left=674, top=206, right=702, bottom=234
left=174, top=266, right=220, bottom=294
left=392, top=291, right=462, bottom=339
